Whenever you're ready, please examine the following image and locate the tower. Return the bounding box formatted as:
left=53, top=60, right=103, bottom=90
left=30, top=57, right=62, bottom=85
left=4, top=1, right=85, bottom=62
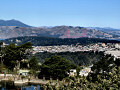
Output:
left=82, top=29, right=87, bottom=37
left=66, top=29, right=70, bottom=38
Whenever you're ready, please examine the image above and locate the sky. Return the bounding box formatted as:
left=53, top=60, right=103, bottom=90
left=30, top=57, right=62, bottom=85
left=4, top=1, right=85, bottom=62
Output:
left=0, top=0, right=120, bottom=28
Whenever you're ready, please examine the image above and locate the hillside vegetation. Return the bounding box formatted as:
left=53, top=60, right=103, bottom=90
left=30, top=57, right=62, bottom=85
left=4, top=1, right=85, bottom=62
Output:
left=34, top=51, right=104, bottom=66
left=2, top=36, right=120, bottom=46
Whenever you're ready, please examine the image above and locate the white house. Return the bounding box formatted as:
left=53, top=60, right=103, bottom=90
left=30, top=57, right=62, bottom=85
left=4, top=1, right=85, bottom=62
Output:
left=79, top=67, right=91, bottom=76
left=18, top=69, right=30, bottom=76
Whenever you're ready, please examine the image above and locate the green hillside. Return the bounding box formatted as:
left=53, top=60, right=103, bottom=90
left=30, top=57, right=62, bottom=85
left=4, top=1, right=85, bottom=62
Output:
left=2, top=36, right=120, bottom=46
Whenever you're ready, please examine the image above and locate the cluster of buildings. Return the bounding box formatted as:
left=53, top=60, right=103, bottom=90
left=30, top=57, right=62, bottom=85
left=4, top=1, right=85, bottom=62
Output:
left=32, top=45, right=86, bottom=54
left=32, top=43, right=120, bottom=54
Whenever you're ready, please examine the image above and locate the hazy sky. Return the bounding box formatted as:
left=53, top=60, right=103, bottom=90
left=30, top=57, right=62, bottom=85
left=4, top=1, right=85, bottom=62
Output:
left=0, top=0, right=120, bottom=28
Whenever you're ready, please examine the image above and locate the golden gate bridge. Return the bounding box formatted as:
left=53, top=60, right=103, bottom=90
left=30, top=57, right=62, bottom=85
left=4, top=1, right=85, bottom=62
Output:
left=66, top=29, right=87, bottom=38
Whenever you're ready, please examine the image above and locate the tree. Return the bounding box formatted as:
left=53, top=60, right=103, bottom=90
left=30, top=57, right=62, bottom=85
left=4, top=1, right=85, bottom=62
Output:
left=2, top=42, right=32, bottom=70
left=29, top=56, right=39, bottom=70
left=38, top=55, right=76, bottom=80
left=87, top=54, right=120, bottom=89
left=0, top=42, right=5, bottom=68
left=76, top=66, right=81, bottom=77
left=38, top=55, right=120, bottom=90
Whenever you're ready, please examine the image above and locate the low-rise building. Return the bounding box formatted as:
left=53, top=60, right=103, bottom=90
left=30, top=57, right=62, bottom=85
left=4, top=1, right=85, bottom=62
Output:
left=18, top=69, right=30, bottom=76
left=79, top=67, right=91, bottom=76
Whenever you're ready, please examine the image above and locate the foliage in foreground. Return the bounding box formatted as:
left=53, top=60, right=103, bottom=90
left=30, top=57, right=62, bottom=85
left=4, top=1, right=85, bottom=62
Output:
left=38, top=56, right=76, bottom=80
left=0, top=42, right=32, bottom=70
left=41, top=55, right=120, bottom=90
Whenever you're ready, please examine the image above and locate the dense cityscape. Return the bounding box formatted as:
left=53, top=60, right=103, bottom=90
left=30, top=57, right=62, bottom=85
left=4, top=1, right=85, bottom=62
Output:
left=33, top=43, right=120, bottom=54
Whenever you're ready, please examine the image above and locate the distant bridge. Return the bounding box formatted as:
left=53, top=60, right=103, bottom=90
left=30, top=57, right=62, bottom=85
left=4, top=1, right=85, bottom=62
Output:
left=66, top=29, right=87, bottom=38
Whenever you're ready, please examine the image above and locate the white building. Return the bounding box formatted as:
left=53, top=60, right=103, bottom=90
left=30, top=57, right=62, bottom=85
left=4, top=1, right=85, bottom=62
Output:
left=115, top=44, right=120, bottom=49
left=79, top=67, right=91, bottom=76
left=18, top=69, right=30, bottom=76
left=105, top=50, right=120, bottom=59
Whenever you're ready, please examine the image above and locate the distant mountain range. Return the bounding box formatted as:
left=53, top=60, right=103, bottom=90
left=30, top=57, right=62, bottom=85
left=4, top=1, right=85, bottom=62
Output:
left=88, top=27, right=120, bottom=36
left=0, top=19, right=120, bottom=39
left=0, top=19, right=31, bottom=27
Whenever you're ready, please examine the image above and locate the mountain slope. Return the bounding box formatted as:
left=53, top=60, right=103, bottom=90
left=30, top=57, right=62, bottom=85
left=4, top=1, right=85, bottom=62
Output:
left=0, top=19, right=31, bottom=27
left=0, top=26, right=119, bottom=39
left=89, top=27, right=120, bottom=36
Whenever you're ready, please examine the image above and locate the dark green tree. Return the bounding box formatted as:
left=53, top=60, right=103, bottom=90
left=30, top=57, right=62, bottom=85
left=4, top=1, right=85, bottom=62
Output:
left=29, top=56, right=39, bottom=70
left=76, top=66, right=81, bottom=77
left=38, top=55, right=76, bottom=80
left=3, top=42, right=32, bottom=70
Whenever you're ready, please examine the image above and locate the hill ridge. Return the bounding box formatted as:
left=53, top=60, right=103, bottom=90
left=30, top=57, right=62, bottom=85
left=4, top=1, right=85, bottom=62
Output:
left=0, top=19, right=31, bottom=27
